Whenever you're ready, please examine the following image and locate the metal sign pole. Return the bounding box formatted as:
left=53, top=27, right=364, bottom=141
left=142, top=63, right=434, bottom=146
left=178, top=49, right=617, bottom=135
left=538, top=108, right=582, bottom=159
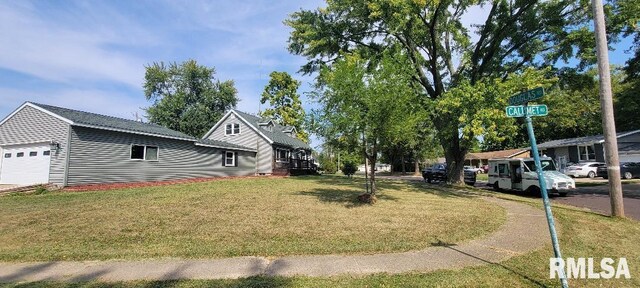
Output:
left=524, top=103, right=569, bottom=288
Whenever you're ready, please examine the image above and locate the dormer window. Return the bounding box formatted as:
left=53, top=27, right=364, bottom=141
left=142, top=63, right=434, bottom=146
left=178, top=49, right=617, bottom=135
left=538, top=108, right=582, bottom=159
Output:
left=226, top=123, right=240, bottom=135
left=259, top=120, right=274, bottom=132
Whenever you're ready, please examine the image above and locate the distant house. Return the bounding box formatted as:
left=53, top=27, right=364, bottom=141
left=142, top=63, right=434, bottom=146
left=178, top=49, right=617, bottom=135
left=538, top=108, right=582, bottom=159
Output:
left=202, top=110, right=314, bottom=175
left=0, top=102, right=256, bottom=186
left=465, top=148, right=530, bottom=167
left=537, top=130, right=640, bottom=170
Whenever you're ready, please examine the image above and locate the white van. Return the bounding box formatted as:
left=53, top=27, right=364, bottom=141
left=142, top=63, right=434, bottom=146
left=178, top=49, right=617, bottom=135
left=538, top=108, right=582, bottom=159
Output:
left=488, top=157, right=575, bottom=196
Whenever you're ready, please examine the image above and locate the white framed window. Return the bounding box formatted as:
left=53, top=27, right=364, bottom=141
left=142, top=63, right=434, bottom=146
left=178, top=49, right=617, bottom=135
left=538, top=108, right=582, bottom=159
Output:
left=578, top=145, right=596, bottom=161
left=225, top=123, right=240, bottom=135
left=130, top=145, right=159, bottom=161
left=276, top=148, right=290, bottom=162
left=224, top=151, right=236, bottom=166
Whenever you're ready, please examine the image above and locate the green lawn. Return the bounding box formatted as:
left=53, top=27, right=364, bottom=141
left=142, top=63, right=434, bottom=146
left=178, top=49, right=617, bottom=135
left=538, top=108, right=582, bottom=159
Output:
left=0, top=176, right=505, bottom=262
left=7, top=189, right=639, bottom=287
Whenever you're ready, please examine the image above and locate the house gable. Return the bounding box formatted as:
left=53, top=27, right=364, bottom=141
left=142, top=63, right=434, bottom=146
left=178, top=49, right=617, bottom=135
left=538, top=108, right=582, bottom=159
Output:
left=0, top=104, right=71, bottom=186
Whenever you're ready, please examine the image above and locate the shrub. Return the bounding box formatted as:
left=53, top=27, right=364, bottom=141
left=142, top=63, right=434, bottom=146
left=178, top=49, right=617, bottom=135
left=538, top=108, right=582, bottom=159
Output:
left=341, top=161, right=357, bottom=177
left=319, top=156, right=337, bottom=174
left=34, top=185, right=48, bottom=195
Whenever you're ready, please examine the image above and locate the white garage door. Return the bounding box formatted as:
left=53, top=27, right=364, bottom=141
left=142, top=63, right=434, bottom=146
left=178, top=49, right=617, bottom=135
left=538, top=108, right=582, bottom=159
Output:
left=0, top=145, right=51, bottom=185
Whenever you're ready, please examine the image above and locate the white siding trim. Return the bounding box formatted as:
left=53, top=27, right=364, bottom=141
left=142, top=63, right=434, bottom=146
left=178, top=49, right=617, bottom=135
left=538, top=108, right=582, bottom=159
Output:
left=194, top=142, right=256, bottom=152
left=0, top=103, right=73, bottom=126
left=202, top=110, right=233, bottom=139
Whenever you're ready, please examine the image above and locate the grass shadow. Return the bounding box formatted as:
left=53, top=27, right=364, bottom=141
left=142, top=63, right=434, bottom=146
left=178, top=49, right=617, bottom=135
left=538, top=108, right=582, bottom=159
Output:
left=429, top=242, right=548, bottom=287
left=294, top=188, right=400, bottom=208
left=295, top=175, right=479, bottom=200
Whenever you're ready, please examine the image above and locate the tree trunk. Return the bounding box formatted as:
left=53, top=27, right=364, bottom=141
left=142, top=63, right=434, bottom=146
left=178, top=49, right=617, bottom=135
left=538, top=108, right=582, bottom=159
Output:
left=433, top=116, right=468, bottom=184
left=414, top=155, right=421, bottom=176
left=444, top=142, right=467, bottom=184
left=401, top=153, right=406, bottom=175
left=368, top=140, right=378, bottom=195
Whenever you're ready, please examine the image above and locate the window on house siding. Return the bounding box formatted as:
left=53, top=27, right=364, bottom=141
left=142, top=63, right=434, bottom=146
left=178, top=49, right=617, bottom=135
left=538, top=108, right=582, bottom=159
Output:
left=225, top=151, right=236, bottom=166
left=145, top=146, right=158, bottom=161
left=130, top=145, right=159, bottom=161
left=131, top=145, right=145, bottom=159
left=276, top=148, right=289, bottom=162
left=226, top=123, right=241, bottom=135
left=578, top=145, right=596, bottom=161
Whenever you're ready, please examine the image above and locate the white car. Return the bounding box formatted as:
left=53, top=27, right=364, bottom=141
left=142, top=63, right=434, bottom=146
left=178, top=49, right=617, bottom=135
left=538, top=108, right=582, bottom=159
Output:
left=564, top=162, right=605, bottom=178
left=464, top=165, right=482, bottom=174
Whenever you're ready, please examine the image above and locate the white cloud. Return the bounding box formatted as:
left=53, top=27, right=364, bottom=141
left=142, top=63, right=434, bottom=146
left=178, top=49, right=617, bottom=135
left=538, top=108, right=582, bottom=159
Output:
left=0, top=87, right=148, bottom=121
left=0, top=2, right=150, bottom=88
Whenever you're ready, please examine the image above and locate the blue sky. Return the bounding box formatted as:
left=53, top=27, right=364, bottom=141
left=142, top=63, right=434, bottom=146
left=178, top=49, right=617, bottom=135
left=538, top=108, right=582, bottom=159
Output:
left=0, top=1, right=635, bottom=149
left=0, top=1, right=323, bottom=126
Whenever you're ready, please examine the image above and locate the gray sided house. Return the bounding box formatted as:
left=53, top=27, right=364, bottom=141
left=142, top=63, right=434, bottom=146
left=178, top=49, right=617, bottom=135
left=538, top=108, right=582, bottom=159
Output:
left=537, top=130, right=640, bottom=170
left=0, top=102, right=256, bottom=186
left=203, top=110, right=314, bottom=175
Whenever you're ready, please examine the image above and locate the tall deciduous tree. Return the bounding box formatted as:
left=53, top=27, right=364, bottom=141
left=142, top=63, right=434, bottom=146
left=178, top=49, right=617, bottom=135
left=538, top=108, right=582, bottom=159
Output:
left=286, top=0, right=628, bottom=183
left=144, top=60, right=238, bottom=137
left=316, top=50, right=421, bottom=196
left=260, top=71, right=309, bottom=142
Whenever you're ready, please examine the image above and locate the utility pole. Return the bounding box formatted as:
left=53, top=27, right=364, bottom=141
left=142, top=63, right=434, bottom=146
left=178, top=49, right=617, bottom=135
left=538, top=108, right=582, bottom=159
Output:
left=591, top=0, right=624, bottom=217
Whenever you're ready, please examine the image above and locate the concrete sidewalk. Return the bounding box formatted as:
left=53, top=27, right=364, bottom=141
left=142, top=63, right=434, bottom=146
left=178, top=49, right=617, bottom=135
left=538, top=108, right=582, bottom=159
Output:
left=0, top=197, right=548, bottom=283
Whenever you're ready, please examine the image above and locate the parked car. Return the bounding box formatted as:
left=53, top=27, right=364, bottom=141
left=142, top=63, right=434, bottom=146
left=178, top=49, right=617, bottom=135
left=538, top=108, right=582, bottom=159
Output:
left=563, top=162, right=605, bottom=178
left=464, top=165, right=483, bottom=174
left=423, top=163, right=476, bottom=186
left=597, top=162, right=640, bottom=179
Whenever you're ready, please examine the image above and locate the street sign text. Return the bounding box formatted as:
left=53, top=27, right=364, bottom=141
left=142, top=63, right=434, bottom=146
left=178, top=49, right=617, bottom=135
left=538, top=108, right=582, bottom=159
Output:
left=509, top=87, right=544, bottom=105
left=506, top=105, right=549, bottom=117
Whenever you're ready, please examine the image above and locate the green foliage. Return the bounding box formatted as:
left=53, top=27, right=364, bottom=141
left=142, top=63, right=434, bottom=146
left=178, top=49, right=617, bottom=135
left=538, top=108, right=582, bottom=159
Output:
left=341, top=161, right=358, bottom=177
left=144, top=59, right=239, bottom=137
left=286, top=0, right=592, bottom=183
left=315, top=49, right=421, bottom=192
left=260, top=71, right=310, bottom=142
left=483, top=67, right=635, bottom=151
left=318, top=154, right=337, bottom=174
left=34, top=185, right=48, bottom=195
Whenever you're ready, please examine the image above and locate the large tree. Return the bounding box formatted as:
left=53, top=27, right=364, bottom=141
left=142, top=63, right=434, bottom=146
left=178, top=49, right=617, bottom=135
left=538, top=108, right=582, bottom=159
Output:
left=144, top=59, right=238, bottom=137
left=315, top=50, right=422, bottom=196
left=260, top=71, right=309, bottom=142
left=286, top=0, right=629, bottom=183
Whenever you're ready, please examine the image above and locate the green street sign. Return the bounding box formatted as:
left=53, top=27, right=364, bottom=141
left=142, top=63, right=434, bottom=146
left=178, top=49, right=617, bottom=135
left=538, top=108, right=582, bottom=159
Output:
left=506, top=104, right=549, bottom=117
left=508, top=87, right=544, bottom=105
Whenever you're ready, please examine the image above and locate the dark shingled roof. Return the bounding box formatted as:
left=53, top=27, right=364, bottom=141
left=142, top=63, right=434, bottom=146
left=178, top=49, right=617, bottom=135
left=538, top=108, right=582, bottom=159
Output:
left=31, top=102, right=196, bottom=140
left=197, top=138, right=255, bottom=151
left=537, top=130, right=640, bottom=149
left=233, top=110, right=311, bottom=150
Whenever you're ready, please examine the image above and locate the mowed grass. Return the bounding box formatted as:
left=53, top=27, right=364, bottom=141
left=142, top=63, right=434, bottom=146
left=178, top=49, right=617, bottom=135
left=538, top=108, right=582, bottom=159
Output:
left=0, top=176, right=505, bottom=262
left=8, top=191, right=640, bottom=287
left=9, top=190, right=639, bottom=288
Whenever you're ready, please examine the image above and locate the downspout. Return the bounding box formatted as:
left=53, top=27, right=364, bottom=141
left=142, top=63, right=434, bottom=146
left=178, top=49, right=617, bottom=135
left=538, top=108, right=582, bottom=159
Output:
left=63, top=125, right=72, bottom=187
